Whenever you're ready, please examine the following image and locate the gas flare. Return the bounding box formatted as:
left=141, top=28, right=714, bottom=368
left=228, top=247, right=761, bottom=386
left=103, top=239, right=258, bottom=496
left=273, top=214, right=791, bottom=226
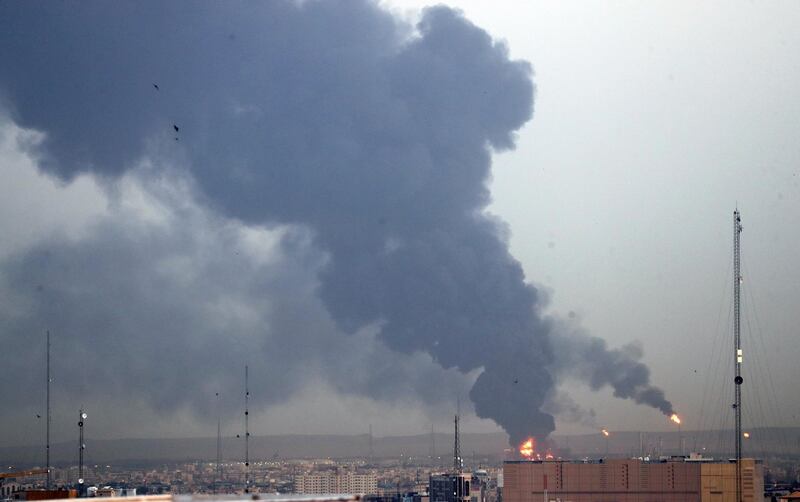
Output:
left=670, top=414, right=681, bottom=424
left=601, top=429, right=610, bottom=437
left=519, top=438, right=535, bottom=458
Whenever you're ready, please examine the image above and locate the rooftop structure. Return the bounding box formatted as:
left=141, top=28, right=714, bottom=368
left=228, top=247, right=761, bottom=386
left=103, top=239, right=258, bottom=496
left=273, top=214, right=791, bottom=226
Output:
left=503, top=457, right=763, bottom=502
left=429, top=473, right=470, bottom=502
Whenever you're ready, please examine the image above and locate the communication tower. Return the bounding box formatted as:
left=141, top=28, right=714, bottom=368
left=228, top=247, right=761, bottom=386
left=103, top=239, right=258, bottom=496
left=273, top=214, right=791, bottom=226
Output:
left=733, top=210, right=744, bottom=502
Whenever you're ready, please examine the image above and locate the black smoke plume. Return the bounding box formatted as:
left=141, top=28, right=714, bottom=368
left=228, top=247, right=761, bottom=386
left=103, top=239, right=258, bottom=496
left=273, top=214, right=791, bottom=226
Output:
left=0, top=0, right=671, bottom=444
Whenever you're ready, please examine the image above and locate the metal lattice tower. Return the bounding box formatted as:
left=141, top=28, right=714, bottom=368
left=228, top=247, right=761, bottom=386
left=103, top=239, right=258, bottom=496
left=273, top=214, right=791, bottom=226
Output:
left=216, top=392, right=222, bottom=493
left=46, top=330, right=51, bottom=490
left=78, top=409, right=86, bottom=489
left=733, top=210, right=743, bottom=502
left=245, top=365, right=250, bottom=494
left=453, top=413, right=462, bottom=473
left=368, top=424, right=374, bottom=462
left=430, top=424, right=436, bottom=462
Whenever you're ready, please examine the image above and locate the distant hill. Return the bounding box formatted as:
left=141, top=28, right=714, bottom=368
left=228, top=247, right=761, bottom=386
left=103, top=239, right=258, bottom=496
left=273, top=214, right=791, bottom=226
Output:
left=549, top=427, right=800, bottom=460
left=2, top=428, right=798, bottom=466
left=0, top=432, right=510, bottom=466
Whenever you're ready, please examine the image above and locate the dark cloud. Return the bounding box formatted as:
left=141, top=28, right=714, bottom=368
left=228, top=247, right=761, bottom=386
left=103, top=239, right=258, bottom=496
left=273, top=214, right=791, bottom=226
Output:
left=0, top=169, right=472, bottom=441
left=0, top=0, right=672, bottom=444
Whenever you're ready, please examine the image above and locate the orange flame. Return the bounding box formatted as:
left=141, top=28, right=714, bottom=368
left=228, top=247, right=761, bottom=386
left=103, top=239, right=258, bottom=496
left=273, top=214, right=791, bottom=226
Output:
left=601, top=429, right=610, bottom=437
left=670, top=413, right=681, bottom=424
left=544, top=449, right=554, bottom=460
left=743, top=432, right=750, bottom=438
left=519, top=438, right=535, bottom=458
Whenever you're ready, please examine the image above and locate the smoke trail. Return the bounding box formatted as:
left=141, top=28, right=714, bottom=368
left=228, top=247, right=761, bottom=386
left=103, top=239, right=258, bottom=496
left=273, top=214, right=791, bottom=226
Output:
left=543, top=391, right=598, bottom=429
left=550, top=320, right=674, bottom=416
left=0, top=0, right=672, bottom=443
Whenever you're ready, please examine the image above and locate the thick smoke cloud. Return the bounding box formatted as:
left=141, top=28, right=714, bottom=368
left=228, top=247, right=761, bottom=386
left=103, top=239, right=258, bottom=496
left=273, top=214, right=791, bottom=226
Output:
left=0, top=0, right=672, bottom=444
left=0, top=145, right=473, bottom=442
left=543, top=391, right=597, bottom=429
left=550, top=320, right=674, bottom=416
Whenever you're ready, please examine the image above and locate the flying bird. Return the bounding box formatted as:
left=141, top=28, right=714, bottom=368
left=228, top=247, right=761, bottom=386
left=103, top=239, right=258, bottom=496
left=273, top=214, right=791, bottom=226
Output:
left=173, top=124, right=179, bottom=132
left=36, top=414, right=41, bottom=418
left=153, top=83, right=159, bottom=90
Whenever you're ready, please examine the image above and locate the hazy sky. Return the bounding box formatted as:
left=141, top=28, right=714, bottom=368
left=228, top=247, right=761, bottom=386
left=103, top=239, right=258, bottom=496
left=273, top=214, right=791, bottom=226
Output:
left=1, top=0, right=798, bottom=446
left=384, top=0, right=800, bottom=433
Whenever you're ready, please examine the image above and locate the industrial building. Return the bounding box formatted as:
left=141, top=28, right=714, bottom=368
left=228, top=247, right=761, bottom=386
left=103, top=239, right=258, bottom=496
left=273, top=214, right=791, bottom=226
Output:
left=503, top=457, right=763, bottom=502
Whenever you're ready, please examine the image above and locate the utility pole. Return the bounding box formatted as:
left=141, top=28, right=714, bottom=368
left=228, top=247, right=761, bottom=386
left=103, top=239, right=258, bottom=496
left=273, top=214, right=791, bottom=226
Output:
left=733, top=209, right=744, bottom=502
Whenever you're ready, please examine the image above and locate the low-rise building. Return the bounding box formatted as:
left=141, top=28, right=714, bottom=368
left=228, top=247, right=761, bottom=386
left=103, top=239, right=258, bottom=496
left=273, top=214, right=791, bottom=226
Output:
left=503, top=457, right=763, bottom=502
left=294, top=471, right=377, bottom=494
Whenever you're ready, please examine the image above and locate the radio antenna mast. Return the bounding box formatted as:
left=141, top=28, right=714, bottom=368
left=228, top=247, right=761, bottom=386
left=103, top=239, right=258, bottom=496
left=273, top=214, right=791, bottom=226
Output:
left=216, top=392, right=223, bottom=493
left=733, top=209, right=744, bottom=502
left=368, top=424, right=374, bottom=463
left=245, top=365, right=250, bottom=494
left=78, top=409, right=87, bottom=491
left=453, top=398, right=462, bottom=473
left=46, top=330, right=51, bottom=490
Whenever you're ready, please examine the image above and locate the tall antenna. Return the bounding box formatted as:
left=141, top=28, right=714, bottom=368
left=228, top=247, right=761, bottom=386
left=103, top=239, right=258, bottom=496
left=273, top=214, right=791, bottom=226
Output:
left=639, top=432, right=644, bottom=457
left=244, top=365, right=250, bottom=494
left=216, top=392, right=222, bottom=493
left=368, top=424, right=374, bottom=462
left=78, top=409, right=87, bottom=490
left=46, top=330, right=51, bottom=490
left=453, top=400, right=462, bottom=473
left=733, top=209, right=744, bottom=502
left=429, top=424, right=435, bottom=462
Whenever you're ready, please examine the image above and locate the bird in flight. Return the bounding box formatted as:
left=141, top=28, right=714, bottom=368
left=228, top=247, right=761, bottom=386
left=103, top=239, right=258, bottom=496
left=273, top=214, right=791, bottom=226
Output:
left=173, top=124, right=179, bottom=132
left=153, top=83, right=159, bottom=90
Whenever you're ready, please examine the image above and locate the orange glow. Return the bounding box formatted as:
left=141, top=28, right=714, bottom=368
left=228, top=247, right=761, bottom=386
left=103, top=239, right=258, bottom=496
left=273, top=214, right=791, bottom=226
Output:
left=544, top=449, right=554, bottom=460
left=601, top=429, right=610, bottom=437
left=519, top=438, right=535, bottom=458
left=670, top=414, right=681, bottom=424
left=743, top=432, right=750, bottom=438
